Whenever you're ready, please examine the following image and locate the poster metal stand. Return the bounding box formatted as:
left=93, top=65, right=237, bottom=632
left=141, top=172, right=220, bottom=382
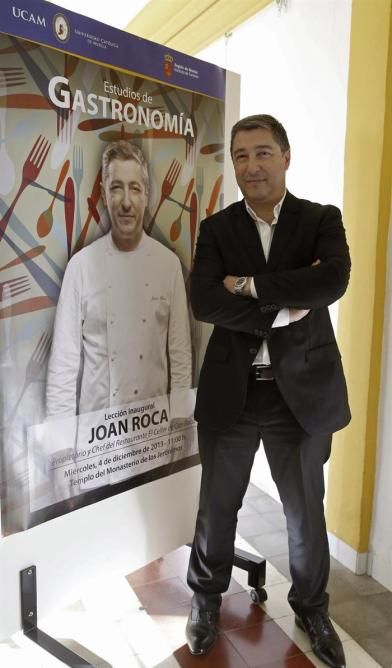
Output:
left=20, top=545, right=267, bottom=667
left=20, top=565, right=94, bottom=667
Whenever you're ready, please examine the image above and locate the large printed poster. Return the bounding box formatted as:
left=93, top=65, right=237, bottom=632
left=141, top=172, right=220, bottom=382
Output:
left=0, top=0, right=226, bottom=534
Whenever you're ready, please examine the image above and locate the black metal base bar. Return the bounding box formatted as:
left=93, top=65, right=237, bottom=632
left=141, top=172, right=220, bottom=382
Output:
left=233, top=547, right=266, bottom=590
left=186, top=543, right=268, bottom=602
left=20, top=566, right=95, bottom=667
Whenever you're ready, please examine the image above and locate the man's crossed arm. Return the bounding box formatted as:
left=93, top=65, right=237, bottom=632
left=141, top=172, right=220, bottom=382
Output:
left=222, top=259, right=321, bottom=325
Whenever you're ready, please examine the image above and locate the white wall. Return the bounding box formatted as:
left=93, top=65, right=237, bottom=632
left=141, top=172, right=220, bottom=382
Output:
left=0, top=470, right=201, bottom=640
left=198, top=0, right=352, bottom=502
left=370, top=206, right=392, bottom=591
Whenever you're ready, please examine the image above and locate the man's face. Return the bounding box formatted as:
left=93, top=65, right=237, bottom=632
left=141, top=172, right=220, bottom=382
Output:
left=101, top=158, right=148, bottom=251
left=231, top=128, right=290, bottom=208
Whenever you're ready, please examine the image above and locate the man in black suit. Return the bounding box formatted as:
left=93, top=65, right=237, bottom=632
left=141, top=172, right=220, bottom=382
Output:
left=185, top=115, right=350, bottom=668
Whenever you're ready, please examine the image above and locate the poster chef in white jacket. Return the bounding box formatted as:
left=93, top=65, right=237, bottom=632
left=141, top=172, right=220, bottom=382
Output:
left=46, top=141, right=193, bottom=421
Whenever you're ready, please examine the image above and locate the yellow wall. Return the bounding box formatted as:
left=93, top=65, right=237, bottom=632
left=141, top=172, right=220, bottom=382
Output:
left=326, top=0, right=392, bottom=552
left=125, top=0, right=272, bottom=54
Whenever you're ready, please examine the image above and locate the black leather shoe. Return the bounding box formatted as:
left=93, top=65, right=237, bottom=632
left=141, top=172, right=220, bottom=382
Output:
left=295, top=612, right=346, bottom=668
left=185, top=609, right=218, bottom=655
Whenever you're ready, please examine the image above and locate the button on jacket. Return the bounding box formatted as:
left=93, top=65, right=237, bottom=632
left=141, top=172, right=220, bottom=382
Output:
left=46, top=232, right=192, bottom=419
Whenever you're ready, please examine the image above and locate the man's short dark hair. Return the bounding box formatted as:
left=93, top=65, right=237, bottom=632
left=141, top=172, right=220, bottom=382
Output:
left=230, top=114, right=290, bottom=155
left=102, top=140, right=149, bottom=192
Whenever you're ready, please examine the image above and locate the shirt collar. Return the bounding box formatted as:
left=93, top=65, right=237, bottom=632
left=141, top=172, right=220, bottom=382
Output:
left=107, top=230, right=147, bottom=253
left=245, top=190, right=287, bottom=226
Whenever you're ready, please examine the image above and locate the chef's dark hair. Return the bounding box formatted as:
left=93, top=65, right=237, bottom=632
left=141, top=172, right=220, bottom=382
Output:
left=230, top=114, right=290, bottom=156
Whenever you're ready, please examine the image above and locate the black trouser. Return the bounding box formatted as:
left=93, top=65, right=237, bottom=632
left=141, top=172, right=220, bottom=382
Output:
left=187, top=373, right=332, bottom=617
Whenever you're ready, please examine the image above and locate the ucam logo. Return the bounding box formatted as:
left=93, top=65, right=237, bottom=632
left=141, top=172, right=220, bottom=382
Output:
left=12, top=6, right=46, bottom=27
left=53, top=13, right=70, bottom=43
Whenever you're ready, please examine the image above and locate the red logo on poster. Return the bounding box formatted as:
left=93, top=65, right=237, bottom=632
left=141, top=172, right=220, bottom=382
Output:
left=164, top=54, right=174, bottom=77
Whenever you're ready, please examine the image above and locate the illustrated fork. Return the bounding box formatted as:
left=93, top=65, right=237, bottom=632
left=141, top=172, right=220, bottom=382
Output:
left=0, top=134, right=51, bottom=241
left=0, top=67, right=25, bottom=91
left=51, top=108, right=74, bottom=168
left=73, top=145, right=84, bottom=238
left=182, top=141, right=197, bottom=184
left=181, top=126, right=205, bottom=186
left=57, top=107, right=73, bottom=145
left=0, top=275, right=30, bottom=302
left=146, top=159, right=181, bottom=235
left=7, top=331, right=52, bottom=423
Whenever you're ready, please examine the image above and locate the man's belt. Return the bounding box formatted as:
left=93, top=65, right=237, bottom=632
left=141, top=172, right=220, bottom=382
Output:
left=251, top=365, right=275, bottom=381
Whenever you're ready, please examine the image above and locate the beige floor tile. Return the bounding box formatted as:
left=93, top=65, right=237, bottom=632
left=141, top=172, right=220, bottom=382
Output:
left=232, top=564, right=252, bottom=590
left=42, top=609, right=136, bottom=667
left=235, top=533, right=264, bottom=555
left=261, top=581, right=293, bottom=619
left=0, top=633, right=65, bottom=667
left=275, top=612, right=350, bottom=653
left=149, top=612, right=188, bottom=651
left=302, top=638, right=382, bottom=668
left=136, top=649, right=180, bottom=667
left=265, top=560, right=289, bottom=586
left=274, top=614, right=312, bottom=652
left=117, top=609, right=169, bottom=655
left=332, top=620, right=351, bottom=642
left=304, top=650, right=332, bottom=667
left=81, top=573, right=141, bottom=619
left=342, top=639, right=383, bottom=667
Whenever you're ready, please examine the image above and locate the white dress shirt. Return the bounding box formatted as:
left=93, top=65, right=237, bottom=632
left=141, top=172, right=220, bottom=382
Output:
left=46, top=232, right=193, bottom=419
left=246, top=194, right=289, bottom=365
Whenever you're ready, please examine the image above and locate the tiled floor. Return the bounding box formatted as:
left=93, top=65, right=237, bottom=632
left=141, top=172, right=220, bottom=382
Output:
left=0, top=482, right=390, bottom=667
left=122, top=481, right=391, bottom=668
left=128, top=543, right=315, bottom=668
left=240, top=484, right=392, bottom=668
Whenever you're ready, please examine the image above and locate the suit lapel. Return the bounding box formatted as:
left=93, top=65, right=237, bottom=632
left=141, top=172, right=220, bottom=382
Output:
left=235, top=200, right=267, bottom=271
left=267, top=191, right=301, bottom=271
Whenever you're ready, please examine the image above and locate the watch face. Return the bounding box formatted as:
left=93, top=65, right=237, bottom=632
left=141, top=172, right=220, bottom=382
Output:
left=235, top=277, right=247, bottom=293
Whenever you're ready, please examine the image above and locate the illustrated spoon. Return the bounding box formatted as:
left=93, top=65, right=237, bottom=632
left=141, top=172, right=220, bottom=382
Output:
left=170, top=178, right=194, bottom=242
left=36, top=160, right=70, bottom=238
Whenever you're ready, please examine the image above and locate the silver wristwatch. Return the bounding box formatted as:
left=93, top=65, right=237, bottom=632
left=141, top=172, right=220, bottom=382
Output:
left=234, top=276, right=248, bottom=295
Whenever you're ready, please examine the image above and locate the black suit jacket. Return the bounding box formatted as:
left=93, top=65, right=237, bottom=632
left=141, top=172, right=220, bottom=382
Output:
left=191, top=191, right=351, bottom=435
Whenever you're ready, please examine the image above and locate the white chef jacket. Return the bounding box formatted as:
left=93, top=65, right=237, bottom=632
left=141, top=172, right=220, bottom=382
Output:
left=46, top=232, right=193, bottom=419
